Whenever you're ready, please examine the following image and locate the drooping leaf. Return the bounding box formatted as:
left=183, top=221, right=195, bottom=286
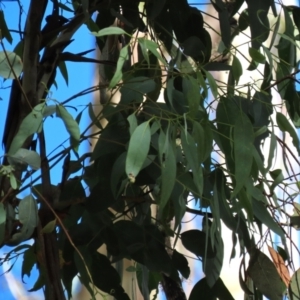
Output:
left=138, top=39, right=167, bottom=66
left=203, top=228, right=224, bottom=287
left=181, top=130, right=203, bottom=197
left=276, top=112, right=300, bottom=156
left=58, top=60, right=69, bottom=86
left=0, top=11, right=12, bottom=44
left=189, top=277, right=215, bottom=300
left=28, top=271, right=45, bottom=292
left=7, top=195, right=38, bottom=245
left=252, top=199, right=284, bottom=238
left=212, top=0, right=231, bottom=49
left=0, top=51, right=22, bottom=79
left=42, top=220, right=56, bottom=234
left=0, top=203, right=6, bottom=245
left=182, top=76, right=200, bottom=118
left=172, top=250, right=190, bottom=279
left=22, top=245, right=36, bottom=281
left=158, top=129, right=177, bottom=211
left=8, top=148, right=41, bottom=170
left=56, top=105, right=80, bottom=150
left=127, top=113, right=138, bottom=135
left=109, top=45, right=129, bottom=88
left=204, top=70, right=218, bottom=100
left=92, top=26, right=129, bottom=37
left=8, top=103, right=45, bottom=155
left=247, top=0, right=271, bottom=50
left=231, top=55, right=243, bottom=84
left=232, top=113, right=254, bottom=197
left=248, top=249, right=285, bottom=300
left=289, top=267, right=300, bottom=300
left=126, top=121, right=151, bottom=182
left=120, top=77, right=156, bottom=105
left=238, top=9, right=249, bottom=31
left=189, top=277, right=234, bottom=300
left=181, top=229, right=215, bottom=258
left=249, top=47, right=266, bottom=64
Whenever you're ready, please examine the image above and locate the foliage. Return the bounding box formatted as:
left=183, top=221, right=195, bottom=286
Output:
left=0, top=0, right=300, bottom=299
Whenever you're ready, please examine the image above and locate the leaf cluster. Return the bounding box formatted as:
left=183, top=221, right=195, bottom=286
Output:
left=1, top=0, right=300, bottom=300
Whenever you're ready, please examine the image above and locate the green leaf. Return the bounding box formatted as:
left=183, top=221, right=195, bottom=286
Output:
left=231, top=55, right=243, bottom=84
left=232, top=113, right=254, bottom=197
left=42, top=219, right=56, bottom=233
left=111, top=152, right=127, bottom=199
left=181, top=230, right=215, bottom=258
left=204, top=70, right=218, bottom=100
left=189, top=277, right=234, bottom=300
left=8, top=148, right=41, bottom=170
left=249, top=47, right=266, bottom=64
left=0, top=203, right=6, bottom=245
left=182, top=76, right=200, bottom=118
left=109, top=45, right=129, bottom=88
left=22, top=246, right=36, bottom=280
left=8, top=195, right=38, bottom=245
left=269, top=169, right=284, bottom=192
left=158, top=130, right=177, bottom=211
left=127, top=113, right=138, bottom=136
left=88, top=103, right=102, bottom=129
left=289, top=267, right=300, bottom=299
left=138, top=39, right=167, bottom=66
left=276, top=112, right=300, bottom=156
left=58, top=60, right=69, bottom=86
left=56, top=105, right=80, bottom=151
left=252, top=199, right=284, bottom=238
left=28, top=271, right=45, bottom=292
left=74, top=247, right=95, bottom=297
left=43, top=105, right=56, bottom=117
left=203, top=229, right=224, bottom=287
left=0, top=11, right=12, bottom=44
left=8, top=103, right=45, bottom=155
left=172, top=250, right=190, bottom=279
left=126, top=122, right=151, bottom=182
left=0, top=51, right=22, bottom=79
left=238, top=9, right=249, bottom=31
left=57, top=2, right=74, bottom=12
left=247, top=1, right=271, bottom=49
left=9, top=173, right=17, bottom=189
left=181, top=130, right=203, bottom=196
left=92, top=26, right=130, bottom=37
left=189, top=278, right=215, bottom=300
left=91, top=252, right=128, bottom=298
left=120, top=76, right=156, bottom=105
left=248, top=249, right=285, bottom=299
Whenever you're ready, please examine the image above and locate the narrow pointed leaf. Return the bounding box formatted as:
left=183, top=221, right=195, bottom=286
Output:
left=57, top=105, right=80, bottom=150
left=126, top=122, right=151, bottom=182
left=276, top=112, right=300, bottom=155
left=232, top=114, right=254, bottom=197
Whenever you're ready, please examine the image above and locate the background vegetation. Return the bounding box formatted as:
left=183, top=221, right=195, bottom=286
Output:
left=0, top=0, right=300, bottom=299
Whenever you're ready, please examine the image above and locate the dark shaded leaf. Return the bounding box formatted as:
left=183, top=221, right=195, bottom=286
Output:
left=248, top=249, right=285, bottom=300
left=0, top=203, right=5, bottom=245
left=289, top=267, right=300, bottom=300
left=172, top=250, right=190, bottom=279
left=22, top=246, right=36, bottom=281
left=0, top=11, right=12, bottom=43
left=181, top=229, right=215, bottom=258
left=247, top=0, right=271, bottom=49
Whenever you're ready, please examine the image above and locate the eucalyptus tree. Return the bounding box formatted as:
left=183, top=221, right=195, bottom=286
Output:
left=0, top=0, right=300, bottom=300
